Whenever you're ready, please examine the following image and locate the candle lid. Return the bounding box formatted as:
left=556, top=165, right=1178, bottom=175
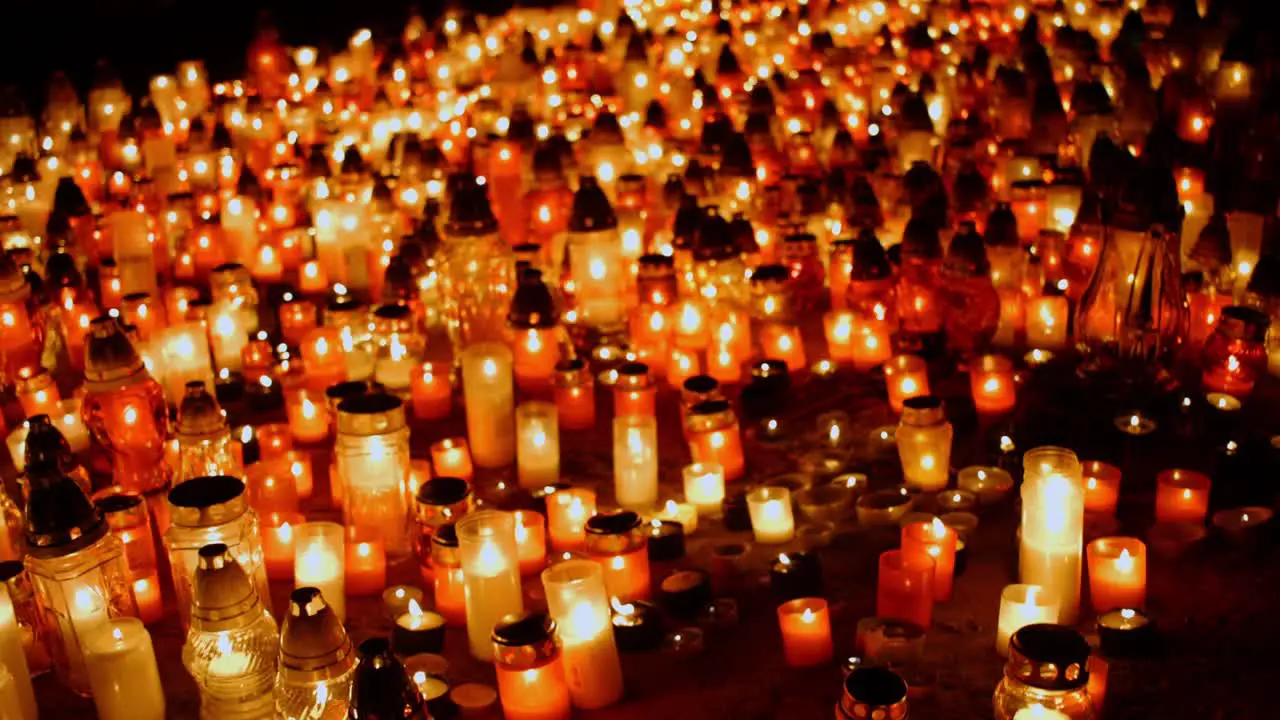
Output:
left=508, top=268, right=558, bottom=329
left=350, top=637, right=427, bottom=718
left=613, top=362, right=652, bottom=389
left=838, top=667, right=909, bottom=719
left=431, top=522, right=461, bottom=565
left=417, top=477, right=472, bottom=508
left=491, top=611, right=558, bottom=666
left=569, top=176, right=618, bottom=232
left=176, top=381, right=229, bottom=438
left=167, top=475, right=248, bottom=528
left=1006, top=624, right=1091, bottom=690
left=190, top=543, right=265, bottom=631
left=900, top=396, right=946, bottom=425
left=84, top=315, right=148, bottom=386
left=22, top=414, right=77, bottom=478
left=586, top=511, right=645, bottom=553
left=336, top=393, right=406, bottom=435
left=22, top=462, right=107, bottom=557
left=280, top=587, right=356, bottom=681
left=554, top=357, right=591, bottom=387
left=686, top=399, right=736, bottom=431
left=1215, top=306, right=1269, bottom=343
left=325, top=380, right=369, bottom=406
left=92, top=487, right=145, bottom=527
left=680, top=375, right=720, bottom=401
left=446, top=173, right=499, bottom=237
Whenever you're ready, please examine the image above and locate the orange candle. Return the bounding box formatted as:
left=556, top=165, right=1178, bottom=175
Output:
left=969, top=354, right=1017, bottom=414
left=686, top=404, right=746, bottom=482
left=823, top=311, right=857, bottom=363
left=513, top=510, right=548, bottom=576
left=553, top=360, right=596, bottom=430
left=598, top=546, right=650, bottom=602
left=16, top=371, right=62, bottom=419
left=629, top=305, right=671, bottom=360
left=901, top=518, right=958, bottom=602
left=278, top=298, right=318, bottom=345
left=1086, top=537, right=1146, bottom=613
left=1155, top=469, right=1211, bottom=524
left=131, top=574, right=164, bottom=624
left=776, top=598, right=834, bottom=667
left=759, top=323, right=807, bottom=371
left=255, top=422, right=294, bottom=460
left=884, top=355, right=930, bottom=413
left=299, top=259, right=329, bottom=294
left=411, top=361, right=453, bottom=420
left=667, top=347, right=702, bottom=388
left=706, top=342, right=744, bottom=384
left=1187, top=289, right=1230, bottom=350
left=434, top=565, right=468, bottom=626
left=285, top=387, right=331, bottom=443
left=300, top=327, right=348, bottom=391
left=346, top=533, right=388, bottom=596
left=851, top=317, right=892, bottom=371
left=547, top=488, right=596, bottom=552
left=262, top=511, right=305, bottom=579
left=1081, top=461, right=1121, bottom=515
left=672, top=299, right=708, bottom=350
left=246, top=458, right=299, bottom=514
left=612, top=364, right=656, bottom=418
left=431, top=437, right=475, bottom=482
left=512, top=327, right=560, bottom=391
left=252, top=242, right=284, bottom=283
left=1026, top=295, right=1069, bottom=350
left=876, top=549, right=934, bottom=628
left=494, top=647, right=572, bottom=720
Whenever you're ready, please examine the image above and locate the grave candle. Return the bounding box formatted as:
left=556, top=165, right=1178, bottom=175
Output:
left=1020, top=446, right=1085, bottom=624
left=82, top=618, right=164, bottom=720
left=777, top=598, right=834, bottom=667
left=883, top=355, right=929, bottom=413
left=0, top=584, right=36, bottom=720
left=995, top=584, right=1057, bottom=656
left=541, top=559, right=625, bottom=709
left=1025, top=295, right=1069, bottom=351
left=16, top=371, right=61, bottom=419
left=491, top=613, right=573, bottom=720
left=760, top=323, right=807, bottom=372
left=547, top=488, right=597, bottom=552
left=300, top=328, right=348, bottom=392
left=411, top=361, right=452, bottom=420
left=896, top=397, right=953, bottom=492
left=876, top=549, right=934, bottom=628
left=612, top=362, right=656, bottom=418
left=461, top=343, right=516, bottom=468
left=295, top=521, right=345, bottom=621
left=1081, top=461, right=1121, bottom=515
left=1086, top=537, right=1147, bottom=613
left=513, top=511, right=548, bottom=577
left=516, top=402, right=560, bottom=489
left=430, top=438, right=474, bottom=482
left=901, top=517, right=958, bottom=601
left=613, top=415, right=659, bottom=511
left=585, top=512, right=651, bottom=602
left=746, top=486, right=795, bottom=544
left=823, top=310, right=857, bottom=362
left=345, top=534, right=388, bottom=596
left=682, top=463, right=726, bottom=517
left=1154, top=469, right=1211, bottom=524
left=457, top=511, right=524, bottom=661
left=685, top=400, right=745, bottom=482
left=553, top=359, right=596, bottom=430
left=970, top=354, right=1017, bottom=414
left=261, top=512, right=304, bottom=579
left=285, top=387, right=330, bottom=443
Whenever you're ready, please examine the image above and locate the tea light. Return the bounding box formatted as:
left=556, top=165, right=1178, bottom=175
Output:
left=1146, top=522, right=1207, bottom=557
left=777, top=598, right=834, bottom=667
left=658, top=570, right=712, bottom=620
left=516, top=403, right=560, bottom=490
left=995, top=584, right=1058, bottom=656
left=795, top=486, right=852, bottom=525
left=613, top=415, right=659, bottom=511
left=883, top=355, right=929, bottom=413
left=1211, top=506, right=1273, bottom=542
left=1096, top=608, right=1154, bottom=657
left=663, top=627, right=705, bottom=657
left=1155, top=469, right=1211, bottom=524
left=856, top=489, right=915, bottom=527
left=392, top=599, right=446, bottom=656
left=546, top=488, right=597, bottom=552
left=876, top=549, right=934, bottom=629
left=682, top=463, right=726, bottom=517
left=411, top=362, right=452, bottom=420
left=513, top=510, right=548, bottom=576
left=1086, top=537, right=1147, bottom=613
left=1081, top=461, right=1121, bottom=515
left=851, top=318, right=893, bottom=371
left=746, top=486, right=796, bottom=544
left=461, top=343, right=516, bottom=468
left=430, top=438, right=475, bottom=482
left=345, top=534, right=387, bottom=596
left=382, top=585, right=425, bottom=621
left=1114, top=411, right=1157, bottom=436
left=969, top=354, right=1017, bottom=414
left=611, top=598, right=663, bottom=652
left=956, top=466, right=1014, bottom=503
left=1205, top=392, right=1241, bottom=413
left=770, top=552, right=823, bottom=603
left=1024, top=348, right=1054, bottom=367
left=901, top=518, right=958, bottom=601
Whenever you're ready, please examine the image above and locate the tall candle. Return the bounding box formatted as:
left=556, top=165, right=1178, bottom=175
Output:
left=411, top=361, right=452, bottom=419
left=876, top=549, right=934, bottom=629
left=1086, top=537, right=1147, bottom=613
left=613, top=415, right=659, bottom=511
left=1020, top=446, right=1084, bottom=624
left=746, top=486, right=796, bottom=544
left=995, top=584, right=1058, bottom=656
left=776, top=598, right=834, bottom=667
left=541, top=560, right=625, bottom=709
left=547, top=488, right=596, bottom=552
left=295, top=522, right=346, bottom=621
left=0, top=585, right=35, bottom=720
left=823, top=311, right=857, bottom=363
left=1154, top=469, right=1211, bottom=524
left=458, top=511, right=524, bottom=661
left=682, top=463, right=726, bottom=517
left=82, top=618, right=165, bottom=720
left=1081, top=461, right=1121, bottom=515
left=516, top=402, right=561, bottom=489
left=883, top=355, right=929, bottom=413
left=513, top=511, right=548, bottom=577
left=901, top=518, right=958, bottom=601
left=1025, top=296, right=1069, bottom=351
left=461, top=343, right=516, bottom=468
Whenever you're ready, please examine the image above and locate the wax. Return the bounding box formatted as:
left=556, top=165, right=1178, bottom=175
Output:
left=412, top=361, right=452, bottom=419
left=876, top=550, right=934, bottom=628
left=285, top=388, right=331, bottom=443
left=777, top=598, right=834, bottom=667
left=295, top=522, right=346, bottom=621
left=512, top=327, right=561, bottom=391
left=995, top=584, right=1058, bottom=656
left=434, top=565, right=468, bottom=627
left=1020, top=447, right=1085, bottom=624
left=746, top=486, right=795, bottom=544
left=461, top=343, right=516, bottom=468
left=547, top=488, right=596, bottom=552
left=516, top=402, right=561, bottom=489
left=1025, top=296, right=1069, bottom=351
left=1081, top=461, right=1121, bottom=515
left=431, top=437, right=475, bottom=481
left=0, top=585, right=36, bottom=720
left=901, top=518, right=958, bottom=601
left=883, top=355, right=929, bottom=413
left=970, top=354, right=1017, bottom=414
left=1086, top=537, right=1146, bottom=613
left=541, top=560, right=625, bottom=709
left=760, top=323, right=807, bottom=372
left=82, top=618, right=165, bottom=720
left=554, top=365, right=596, bottom=430
left=514, top=511, right=548, bottom=576
left=494, top=652, right=572, bottom=720
left=683, top=463, right=726, bottom=517
left=261, top=512, right=304, bottom=579
left=458, top=511, right=524, bottom=660
left=345, top=535, right=388, bottom=596
left=614, top=415, right=659, bottom=511
left=1155, top=469, right=1211, bottom=524
left=823, top=311, right=857, bottom=362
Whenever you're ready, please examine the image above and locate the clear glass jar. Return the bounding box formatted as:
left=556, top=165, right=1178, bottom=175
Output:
left=372, top=304, right=424, bottom=394
left=324, top=296, right=375, bottom=383
left=1202, top=306, right=1269, bottom=396
left=174, top=382, right=242, bottom=485
left=897, top=396, right=953, bottom=492
left=566, top=176, right=626, bottom=332
left=492, top=612, right=573, bottom=720
left=336, top=394, right=411, bottom=558
left=584, top=511, right=650, bottom=602
left=275, top=587, right=356, bottom=720
left=993, top=624, right=1095, bottom=720
left=22, top=465, right=136, bottom=695
left=182, top=543, right=279, bottom=720
left=0, top=560, right=53, bottom=675
left=165, top=476, right=270, bottom=628
left=685, top=400, right=745, bottom=482
left=438, top=174, right=515, bottom=349
left=837, top=666, right=909, bottom=719
left=413, top=477, right=473, bottom=564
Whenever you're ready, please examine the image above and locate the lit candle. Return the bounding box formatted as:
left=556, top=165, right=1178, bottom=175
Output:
left=776, top=598, right=833, bottom=667
left=553, top=360, right=596, bottom=430
left=345, top=534, right=388, bottom=596
left=1025, top=295, right=1069, bottom=351
left=666, top=347, right=702, bottom=389
left=901, top=518, right=958, bottom=601
left=1155, top=469, right=1211, bottom=524
left=295, top=521, right=345, bottom=621
left=995, top=584, right=1058, bottom=657
left=156, top=323, right=216, bottom=404
left=547, top=488, right=596, bottom=552
left=1081, top=461, right=1121, bottom=515
left=82, top=618, right=165, bottom=720
left=541, top=560, right=625, bottom=709
left=457, top=511, right=524, bottom=661
left=760, top=323, right=807, bottom=372
left=491, top=613, right=572, bottom=720
left=16, top=371, right=61, bottom=419
left=461, top=343, right=516, bottom=468
left=392, top=599, right=446, bottom=657
left=335, top=394, right=412, bottom=558
left=431, top=438, right=475, bottom=482
left=970, top=354, right=1017, bottom=414
left=261, top=512, right=304, bottom=579
left=584, top=512, right=651, bottom=602
left=1012, top=706, right=1070, bottom=720
left=382, top=586, right=425, bottom=621
left=285, top=388, right=330, bottom=444
left=685, top=401, right=746, bottom=482
left=883, top=355, right=929, bottom=413
left=682, top=463, right=726, bottom=517
left=411, top=361, right=452, bottom=420
left=1020, top=447, right=1085, bottom=624
left=516, top=402, right=560, bottom=489
left=0, top=585, right=36, bottom=720
left=876, top=549, right=934, bottom=629
left=431, top=528, right=468, bottom=627
left=512, top=327, right=561, bottom=391
left=300, top=327, right=348, bottom=392
left=278, top=298, right=317, bottom=345
left=896, top=396, right=953, bottom=492
left=654, top=499, right=699, bottom=535
left=299, top=259, right=329, bottom=294
left=612, top=362, right=656, bottom=418
left=671, top=299, right=708, bottom=350
left=513, top=511, right=548, bottom=576
left=746, top=486, right=795, bottom=544
left=851, top=315, right=893, bottom=371
left=823, top=310, right=857, bottom=363
left=1086, top=537, right=1146, bottom=613
left=207, top=304, right=249, bottom=371
left=613, top=415, right=659, bottom=511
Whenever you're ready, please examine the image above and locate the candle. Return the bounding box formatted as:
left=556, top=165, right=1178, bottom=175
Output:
left=655, top=500, right=699, bottom=536
left=682, top=463, right=726, bottom=517
left=278, top=298, right=317, bottom=345
left=613, top=415, right=659, bottom=511
left=516, top=402, right=560, bottom=489
left=746, top=486, right=795, bottom=544
left=513, top=510, right=548, bottom=576
left=876, top=549, right=934, bottom=629
left=666, top=347, right=702, bottom=389
left=155, top=323, right=217, bottom=404
left=430, top=526, right=468, bottom=626
left=1025, top=295, right=1069, bottom=351
left=760, top=323, right=807, bottom=372
left=776, top=598, right=833, bottom=667
left=1086, top=537, right=1147, bottom=613
left=554, top=360, right=596, bottom=430
left=261, top=512, right=304, bottom=579
left=255, top=423, right=293, bottom=460
left=995, top=584, right=1058, bottom=656
left=547, top=488, right=596, bottom=552
left=612, top=362, right=657, bottom=418
left=512, top=327, right=560, bottom=391
left=541, top=559, right=625, bottom=709
left=16, top=371, right=60, bottom=419
left=1081, top=461, right=1121, bottom=515
left=461, top=343, right=516, bottom=468
left=345, top=534, right=388, bottom=596
left=1155, top=469, right=1211, bottom=524
left=492, top=613, right=573, bottom=720
left=851, top=315, right=893, bottom=371
left=1020, top=446, right=1085, bottom=624
left=382, top=586, right=425, bottom=621
left=896, top=396, right=953, bottom=491
left=883, top=355, right=929, bottom=413
left=82, top=618, right=165, bottom=720
left=901, top=518, right=958, bottom=601
left=823, top=311, right=857, bottom=362
left=430, top=438, right=475, bottom=482
left=392, top=599, right=446, bottom=656
left=295, top=521, right=345, bottom=621
left=335, top=394, right=412, bottom=557
left=457, top=511, right=524, bottom=661
left=411, top=361, right=452, bottom=420
left=299, top=259, right=329, bottom=294
left=0, top=585, right=36, bottom=720
left=584, top=512, right=651, bottom=602
left=685, top=401, right=746, bottom=482
left=970, top=354, right=1017, bottom=414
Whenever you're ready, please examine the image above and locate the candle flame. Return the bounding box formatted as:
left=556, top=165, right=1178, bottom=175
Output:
left=611, top=596, right=634, bottom=615
left=112, top=626, right=125, bottom=642
left=407, top=598, right=424, bottom=618
left=930, top=517, right=948, bottom=539
left=1120, top=608, right=1136, bottom=620
left=801, top=607, right=816, bottom=622
left=1227, top=355, right=1240, bottom=372
left=1115, top=548, right=1134, bottom=572
left=778, top=553, right=792, bottom=566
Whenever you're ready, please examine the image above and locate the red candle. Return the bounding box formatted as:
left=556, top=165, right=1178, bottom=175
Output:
left=262, top=511, right=305, bottom=579
left=666, top=347, right=702, bottom=388
left=345, top=533, right=388, bottom=596
left=131, top=574, right=165, bottom=624
left=434, top=565, right=468, bottom=626
left=411, top=361, right=453, bottom=420
left=246, top=458, right=299, bottom=515
left=777, top=598, right=834, bottom=667
left=851, top=317, right=893, bottom=371
left=252, top=242, right=284, bottom=283
left=969, top=354, right=1017, bottom=414
left=613, top=385, right=656, bottom=419
left=901, top=518, right=958, bottom=602
left=547, top=488, right=596, bottom=552
left=823, top=311, right=857, bottom=363
left=16, top=370, right=62, bottom=419
left=876, top=549, right=934, bottom=628
left=300, top=327, right=348, bottom=392
left=1154, top=469, right=1211, bottom=524
left=255, top=422, right=294, bottom=461
left=554, top=362, right=596, bottom=430
left=884, top=355, right=930, bottom=413
left=688, top=425, right=745, bottom=482
left=513, top=510, right=548, bottom=576
left=285, top=387, right=331, bottom=444
left=1086, top=537, right=1147, bottom=612
left=760, top=323, right=807, bottom=371
left=430, top=437, right=474, bottom=481
left=1081, top=461, right=1121, bottom=515
left=512, top=327, right=560, bottom=391
left=278, top=298, right=318, bottom=345
left=299, top=259, right=329, bottom=294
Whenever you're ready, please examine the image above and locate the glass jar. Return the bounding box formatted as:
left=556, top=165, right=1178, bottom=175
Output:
left=491, top=612, right=572, bottom=720
left=438, top=173, right=515, bottom=348
left=430, top=523, right=466, bottom=626
left=457, top=510, right=524, bottom=661
left=174, top=382, right=242, bottom=485
left=940, top=223, right=1000, bottom=359
left=636, top=254, right=678, bottom=307
left=553, top=358, right=596, bottom=431
left=324, top=296, right=374, bottom=383
left=584, top=511, right=651, bottom=602
left=372, top=304, right=424, bottom=394
left=164, top=475, right=270, bottom=628
left=1202, top=306, right=1269, bottom=397
left=182, top=543, right=279, bottom=720
left=896, top=218, right=944, bottom=352
left=685, top=400, right=745, bottom=482
left=22, top=463, right=136, bottom=695
left=275, top=587, right=357, bottom=720
left=897, top=397, right=953, bottom=492
left=336, top=394, right=412, bottom=558
left=81, top=316, right=171, bottom=494
left=507, top=268, right=561, bottom=391
left=612, top=362, right=656, bottom=418
left=347, top=637, right=427, bottom=719
left=0, top=250, right=42, bottom=384
left=413, top=477, right=473, bottom=563
left=993, top=624, right=1095, bottom=719
left=780, top=232, right=825, bottom=316
left=1, top=560, right=53, bottom=675
left=566, top=176, right=626, bottom=333
left=91, top=488, right=162, bottom=622
left=837, top=666, right=909, bottom=719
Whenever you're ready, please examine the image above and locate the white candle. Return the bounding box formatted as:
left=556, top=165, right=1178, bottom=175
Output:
left=83, top=618, right=165, bottom=720
left=613, top=415, right=658, bottom=511
left=655, top=499, right=699, bottom=535
left=461, top=343, right=516, bottom=468
left=52, top=399, right=91, bottom=452
left=747, top=486, right=796, bottom=544
left=1019, top=447, right=1084, bottom=624
left=0, top=586, right=36, bottom=720
left=541, top=560, right=624, bottom=709
left=1012, top=706, right=1070, bottom=720
left=457, top=511, right=524, bottom=661
left=682, top=462, right=725, bottom=517
left=995, top=584, right=1059, bottom=657
left=157, top=323, right=216, bottom=404
left=295, top=522, right=346, bottom=621
left=516, top=402, right=560, bottom=489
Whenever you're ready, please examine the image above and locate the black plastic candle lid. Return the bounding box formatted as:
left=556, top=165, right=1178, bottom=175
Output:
left=325, top=380, right=369, bottom=402
left=337, top=392, right=401, bottom=415
left=169, top=475, right=245, bottom=509
left=843, top=666, right=908, bottom=707
left=417, top=477, right=471, bottom=507
left=586, top=511, right=642, bottom=535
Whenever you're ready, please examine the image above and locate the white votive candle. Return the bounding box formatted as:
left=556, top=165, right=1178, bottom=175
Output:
left=747, top=486, right=796, bottom=544
left=682, top=462, right=726, bottom=517
left=995, top=584, right=1059, bottom=656
left=461, top=343, right=516, bottom=468
left=82, top=618, right=165, bottom=720
left=294, top=522, right=346, bottom=621
left=516, top=402, right=560, bottom=489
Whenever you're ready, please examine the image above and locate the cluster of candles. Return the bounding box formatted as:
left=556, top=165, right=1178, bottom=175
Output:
left=0, top=0, right=1277, bottom=718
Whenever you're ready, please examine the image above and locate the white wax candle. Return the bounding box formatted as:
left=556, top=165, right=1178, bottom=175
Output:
left=208, top=305, right=249, bottom=371
left=516, top=402, right=560, bottom=489
left=52, top=399, right=91, bottom=452
left=83, top=618, right=165, bottom=720
left=541, top=560, right=624, bottom=709
left=461, top=343, right=516, bottom=468
left=457, top=511, right=523, bottom=661
left=0, top=586, right=36, bottom=720
left=995, top=584, right=1059, bottom=657
left=682, top=462, right=725, bottom=517
left=1019, top=447, right=1084, bottom=624
left=613, top=416, right=658, bottom=511
left=295, top=522, right=346, bottom=621
left=747, top=487, right=796, bottom=544
left=158, top=323, right=216, bottom=404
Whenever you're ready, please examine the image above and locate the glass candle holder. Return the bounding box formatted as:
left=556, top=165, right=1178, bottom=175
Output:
left=876, top=549, right=934, bottom=629
left=460, top=342, right=516, bottom=468
left=995, top=584, right=1059, bottom=657
left=81, top=615, right=166, bottom=720
left=901, top=518, right=958, bottom=601
left=372, top=304, right=425, bottom=394
left=957, top=466, right=1014, bottom=503
left=777, top=597, right=834, bottom=668
left=91, top=488, right=163, bottom=624
left=1154, top=469, right=1211, bottom=524
left=584, top=512, right=651, bottom=602
left=16, top=370, right=60, bottom=419
left=155, top=323, right=217, bottom=405
left=897, top=396, right=953, bottom=492
left=746, top=486, right=796, bottom=544
left=883, top=355, right=929, bottom=413
left=540, top=559, right=625, bottom=709
left=970, top=354, right=1017, bottom=414
left=1081, top=461, right=1121, bottom=515
left=516, top=402, right=560, bottom=490
left=430, top=437, right=474, bottom=482
left=279, top=298, right=318, bottom=345
left=1020, top=447, right=1084, bottom=624
left=275, top=587, right=357, bottom=720
left=993, top=624, right=1094, bottom=720
left=546, top=488, right=597, bottom=553
left=613, top=415, right=658, bottom=511
left=553, top=359, right=596, bottom=430
left=1086, top=537, right=1146, bottom=613
left=457, top=510, right=524, bottom=661
left=430, top=524, right=467, bottom=627
left=294, top=522, right=346, bottom=622
left=336, top=393, right=412, bottom=558
left=164, top=475, right=270, bottom=628
left=173, top=381, right=242, bottom=485
left=300, top=327, right=348, bottom=393
left=682, top=463, right=726, bottom=518
left=685, top=400, right=745, bottom=482
left=1201, top=306, right=1269, bottom=396
left=413, top=476, right=473, bottom=561
left=411, top=361, right=452, bottom=420
left=491, top=613, right=572, bottom=720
